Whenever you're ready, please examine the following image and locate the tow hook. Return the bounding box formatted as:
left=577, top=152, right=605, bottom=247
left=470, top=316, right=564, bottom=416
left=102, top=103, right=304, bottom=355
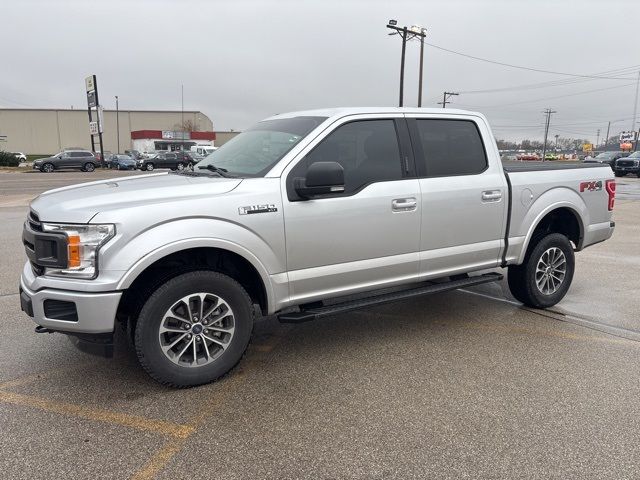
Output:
left=34, top=326, right=55, bottom=334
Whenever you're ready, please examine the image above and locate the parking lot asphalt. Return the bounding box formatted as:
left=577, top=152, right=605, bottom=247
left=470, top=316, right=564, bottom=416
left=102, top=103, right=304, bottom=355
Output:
left=1, top=171, right=639, bottom=479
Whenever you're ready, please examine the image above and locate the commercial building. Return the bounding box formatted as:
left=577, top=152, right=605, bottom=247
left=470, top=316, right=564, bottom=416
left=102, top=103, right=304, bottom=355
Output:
left=0, top=108, right=237, bottom=156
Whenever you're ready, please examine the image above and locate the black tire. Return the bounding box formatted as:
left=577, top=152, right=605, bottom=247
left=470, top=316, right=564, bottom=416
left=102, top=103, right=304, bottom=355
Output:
left=177, top=162, right=185, bottom=171
left=146, top=163, right=154, bottom=171
left=41, top=163, right=54, bottom=173
left=134, top=271, right=254, bottom=388
left=187, top=162, right=194, bottom=171
left=615, top=172, right=623, bottom=177
left=507, top=233, right=575, bottom=308
left=84, top=162, right=95, bottom=172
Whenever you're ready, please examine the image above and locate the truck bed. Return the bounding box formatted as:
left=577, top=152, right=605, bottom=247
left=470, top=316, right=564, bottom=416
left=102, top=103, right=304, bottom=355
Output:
left=503, top=161, right=605, bottom=172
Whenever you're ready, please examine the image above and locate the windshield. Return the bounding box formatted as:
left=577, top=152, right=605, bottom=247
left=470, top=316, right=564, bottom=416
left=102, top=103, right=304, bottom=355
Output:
left=625, top=151, right=640, bottom=158
left=197, top=116, right=327, bottom=177
left=595, top=152, right=615, bottom=159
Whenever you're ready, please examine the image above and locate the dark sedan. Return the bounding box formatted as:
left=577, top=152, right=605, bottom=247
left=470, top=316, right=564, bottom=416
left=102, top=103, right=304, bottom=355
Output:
left=108, top=154, right=137, bottom=170
left=583, top=151, right=629, bottom=170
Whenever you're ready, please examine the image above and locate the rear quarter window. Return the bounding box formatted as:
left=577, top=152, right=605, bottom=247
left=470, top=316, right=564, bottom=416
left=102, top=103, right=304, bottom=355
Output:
left=413, top=119, right=488, bottom=177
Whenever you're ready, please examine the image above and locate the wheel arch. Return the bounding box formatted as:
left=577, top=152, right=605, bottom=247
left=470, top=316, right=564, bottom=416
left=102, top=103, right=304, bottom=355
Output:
left=116, top=243, right=272, bottom=334
left=518, top=204, right=584, bottom=264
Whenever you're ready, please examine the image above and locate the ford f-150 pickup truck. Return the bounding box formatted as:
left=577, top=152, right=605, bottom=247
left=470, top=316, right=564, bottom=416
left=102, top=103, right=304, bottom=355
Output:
left=19, top=108, right=616, bottom=387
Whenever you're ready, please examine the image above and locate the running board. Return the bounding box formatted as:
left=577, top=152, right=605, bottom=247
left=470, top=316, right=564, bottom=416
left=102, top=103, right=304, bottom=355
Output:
left=278, top=272, right=503, bottom=323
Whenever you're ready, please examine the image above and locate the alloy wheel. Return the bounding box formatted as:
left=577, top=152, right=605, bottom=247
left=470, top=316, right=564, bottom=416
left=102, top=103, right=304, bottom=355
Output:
left=535, top=247, right=567, bottom=295
left=158, top=293, right=235, bottom=367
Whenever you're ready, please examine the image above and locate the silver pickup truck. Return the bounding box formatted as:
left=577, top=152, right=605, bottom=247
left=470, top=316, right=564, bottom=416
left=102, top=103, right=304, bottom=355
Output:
left=19, top=108, right=616, bottom=387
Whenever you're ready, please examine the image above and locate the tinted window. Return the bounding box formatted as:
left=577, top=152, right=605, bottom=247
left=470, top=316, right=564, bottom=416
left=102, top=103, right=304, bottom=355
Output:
left=291, top=119, right=403, bottom=196
left=414, top=120, right=487, bottom=176
left=71, top=152, right=89, bottom=157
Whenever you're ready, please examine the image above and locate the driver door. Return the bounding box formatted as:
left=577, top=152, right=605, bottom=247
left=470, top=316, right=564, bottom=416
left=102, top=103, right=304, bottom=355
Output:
left=281, top=116, right=421, bottom=304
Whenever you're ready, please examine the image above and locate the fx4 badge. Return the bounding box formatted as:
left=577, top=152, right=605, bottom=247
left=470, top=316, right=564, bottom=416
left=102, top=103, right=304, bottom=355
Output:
left=579, top=181, right=602, bottom=192
left=238, top=204, right=278, bottom=215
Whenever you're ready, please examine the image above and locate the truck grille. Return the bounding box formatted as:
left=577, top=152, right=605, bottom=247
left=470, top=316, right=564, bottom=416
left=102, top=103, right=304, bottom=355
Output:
left=28, top=211, right=42, bottom=231
left=617, top=160, right=636, bottom=168
left=25, top=211, right=44, bottom=276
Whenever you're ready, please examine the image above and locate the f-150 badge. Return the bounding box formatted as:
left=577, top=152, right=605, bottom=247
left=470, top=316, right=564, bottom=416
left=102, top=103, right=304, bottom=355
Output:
left=238, top=204, right=278, bottom=215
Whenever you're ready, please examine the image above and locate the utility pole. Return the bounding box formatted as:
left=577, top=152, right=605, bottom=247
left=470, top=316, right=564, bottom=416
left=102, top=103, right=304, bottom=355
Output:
left=554, top=134, right=559, bottom=149
left=605, top=121, right=611, bottom=148
left=415, top=26, right=427, bottom=107
left=541, top=108, right=556, bottom=162
left=386, top=20, right=426, bottom=107
left=596, top=129, right=600, bottom=148
left=115, top=95, right=120, bottom=154
left=438, top=91, right=459, bottom=108
left=181, top=84, right=184, bottom=151
left=632, top=71, right=640, bottom=150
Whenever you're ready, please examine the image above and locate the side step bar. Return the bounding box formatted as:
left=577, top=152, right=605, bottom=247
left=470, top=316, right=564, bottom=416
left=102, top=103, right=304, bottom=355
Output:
left=278, top=272, right=503, bottom=323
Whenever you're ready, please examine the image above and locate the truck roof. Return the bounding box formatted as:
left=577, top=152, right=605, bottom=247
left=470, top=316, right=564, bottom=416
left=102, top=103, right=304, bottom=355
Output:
left=265, top=107, right=483, bottom=121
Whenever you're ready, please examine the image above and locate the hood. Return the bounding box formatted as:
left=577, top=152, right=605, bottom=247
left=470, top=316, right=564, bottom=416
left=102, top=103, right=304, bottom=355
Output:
left=30, top=172, right=243, bottom=223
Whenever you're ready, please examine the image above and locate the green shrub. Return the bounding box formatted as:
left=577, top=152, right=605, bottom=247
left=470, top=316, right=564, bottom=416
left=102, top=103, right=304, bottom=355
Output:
left=0, top=151, right=20, bottom=167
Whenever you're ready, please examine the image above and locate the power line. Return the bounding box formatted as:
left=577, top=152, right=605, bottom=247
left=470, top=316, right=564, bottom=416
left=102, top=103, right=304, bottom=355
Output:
left=455, top=83, right=635, bottom=110
left=423, top=41, right=637, bottom=80
left=458, top=65, right=640, bottom=95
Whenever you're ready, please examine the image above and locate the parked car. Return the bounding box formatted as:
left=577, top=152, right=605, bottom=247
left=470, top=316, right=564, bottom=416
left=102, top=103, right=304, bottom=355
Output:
left=94, top=150, right=113, bottom=168
left=138, top=151, right=193, bottom=171
left=583, top=151, right=628, bottom=170
left=544, top=153, right=559, bottom=161
left=190, top=145, right=217, bottom=161
left=19, top=107, right=616, bottom=387
left=32, top=150, right=98, bottom=173
left=12, top=152, right=27, bottom=162
left=107, top=154, right=137, bottom=170
left=516, top=152, right=539, bottom=161
left=613, top=151, right=640, bottom=177
left=125, top=150, right=143, bottom=160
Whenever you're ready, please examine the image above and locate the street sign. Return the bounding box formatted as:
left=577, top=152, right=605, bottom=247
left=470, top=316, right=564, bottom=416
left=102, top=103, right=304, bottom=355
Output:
left=85, top=76, right=95, bottom=92
left=582, top=143, right=593, bottom=152
left=619, top=131, right=638, bottom=142
left=89, top=122, right=99, bottom=135
left=87, top=90, right=97, bottom=108
left=162, top=130, right=175, bottom=139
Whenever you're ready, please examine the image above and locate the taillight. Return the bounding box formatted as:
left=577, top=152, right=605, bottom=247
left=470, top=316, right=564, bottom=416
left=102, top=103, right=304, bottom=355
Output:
left=605, top=179, right=616, bottom=211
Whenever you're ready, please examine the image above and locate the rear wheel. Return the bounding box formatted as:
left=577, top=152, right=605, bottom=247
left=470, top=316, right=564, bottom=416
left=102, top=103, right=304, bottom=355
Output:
left=134, top=271, right=254, bottom=387
left=84, top=162, right=95, bottom=172
left=507, top=233, right=575, bottom=308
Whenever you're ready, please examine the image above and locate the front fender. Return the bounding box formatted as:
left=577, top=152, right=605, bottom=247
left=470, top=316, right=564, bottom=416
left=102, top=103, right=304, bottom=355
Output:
left=97, top=217, right=286, bottom=313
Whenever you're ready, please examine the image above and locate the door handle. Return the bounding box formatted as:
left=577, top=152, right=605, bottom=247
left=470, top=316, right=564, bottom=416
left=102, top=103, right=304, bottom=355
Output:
left=392, top=197, right=417, bottom=212
left=481, top=190, right=502, bottom=202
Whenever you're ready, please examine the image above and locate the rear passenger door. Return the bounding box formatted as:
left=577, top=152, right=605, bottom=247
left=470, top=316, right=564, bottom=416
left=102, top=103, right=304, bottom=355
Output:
left=408, top=116, right=507, bottom=279
left=282, top=116, right=421, bottom=304
left=164, top=153, right=178, bottom=168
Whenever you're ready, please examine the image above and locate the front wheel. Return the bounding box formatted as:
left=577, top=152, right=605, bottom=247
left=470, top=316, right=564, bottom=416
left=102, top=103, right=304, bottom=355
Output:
left=134, top=271, right=254, bottom=387
left=176, top=162, right=185, bottom=171
left=41, top=163, right=54, bottom=173
left=145, top=163, right=154, bottom=171
left=507, top=233, right=575, bottom=308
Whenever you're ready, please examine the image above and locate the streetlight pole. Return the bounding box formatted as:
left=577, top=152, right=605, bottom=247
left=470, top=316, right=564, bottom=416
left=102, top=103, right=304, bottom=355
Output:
left=115, top=95, right=120, bottom=154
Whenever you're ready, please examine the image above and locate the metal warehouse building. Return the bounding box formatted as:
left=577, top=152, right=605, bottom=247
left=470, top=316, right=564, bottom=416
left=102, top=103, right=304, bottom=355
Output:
left=0, top=108, right=240, bottom=156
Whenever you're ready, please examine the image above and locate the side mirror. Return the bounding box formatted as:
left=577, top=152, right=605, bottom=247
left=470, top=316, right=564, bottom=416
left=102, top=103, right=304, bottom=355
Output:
left=294, top=161, right=345, bottom=199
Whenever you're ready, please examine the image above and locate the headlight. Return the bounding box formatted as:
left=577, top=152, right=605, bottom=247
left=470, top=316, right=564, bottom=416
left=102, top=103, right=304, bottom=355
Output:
left=41, top=223, right=115, bottom=279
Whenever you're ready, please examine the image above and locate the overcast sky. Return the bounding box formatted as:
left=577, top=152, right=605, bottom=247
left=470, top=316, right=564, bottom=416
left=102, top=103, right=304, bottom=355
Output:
left=2, top=0, right=639, bottom=143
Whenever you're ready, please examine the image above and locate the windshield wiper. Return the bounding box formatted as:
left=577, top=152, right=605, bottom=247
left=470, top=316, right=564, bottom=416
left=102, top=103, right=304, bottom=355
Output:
left=197, top=164, right=235, bottom=177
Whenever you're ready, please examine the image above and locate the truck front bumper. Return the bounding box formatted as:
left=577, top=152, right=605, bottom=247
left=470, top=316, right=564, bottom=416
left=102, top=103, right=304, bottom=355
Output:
left=19, top=276, right=122, bottom=335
